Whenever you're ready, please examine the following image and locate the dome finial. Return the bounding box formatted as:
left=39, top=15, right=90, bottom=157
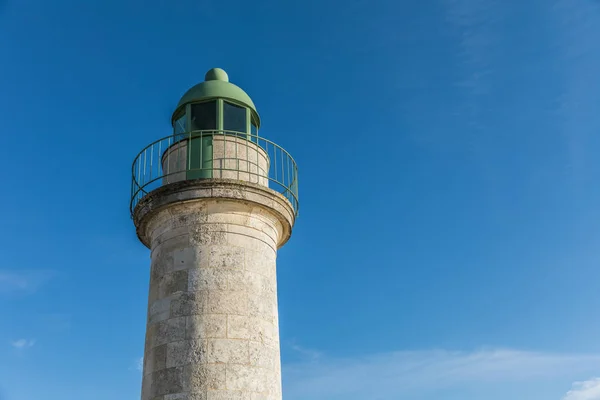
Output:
left=205, top=68, right=229, bottom=82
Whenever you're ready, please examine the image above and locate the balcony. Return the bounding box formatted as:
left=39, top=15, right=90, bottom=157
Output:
left=130, top=130, right=299, bottom=217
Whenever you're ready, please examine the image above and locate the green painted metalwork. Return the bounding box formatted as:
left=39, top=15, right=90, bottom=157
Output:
left=130, top=130, right=299, bottom=217
left=187, top=133, right=213, bottom=180
left=174, top=68, right=260, bottom=128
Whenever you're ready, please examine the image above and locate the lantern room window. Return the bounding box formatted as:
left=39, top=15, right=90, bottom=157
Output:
left=173, top=111, right=187, bottom=135
left=191, top=101, right=217, bottom=131
left=223, top=101, right=247, bottom=134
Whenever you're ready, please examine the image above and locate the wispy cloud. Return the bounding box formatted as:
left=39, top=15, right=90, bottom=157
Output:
left=408, top=0, right=507, bottom=156
left=287, top=340, right=322, bottom=362
left=283, top=347, right=600, bottom=400
left=0, top=270, right=54, bottom=295
left=10, top=339, right=36, bottom=349
left=549, top=0, right=600, bottom=198
left=563, top=377, right=600, bottom=400
left=441, top=0, right=510, bottom=196
left=129, top=356, right=143, bottom=372
left=290, top=344, right=322, bottom=361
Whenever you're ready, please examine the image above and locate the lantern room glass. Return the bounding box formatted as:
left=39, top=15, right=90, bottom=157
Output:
left=173, top=111, right=187, bottom=141
left=223, top=101, right=248, bottom=136
left=191, top=101, right=217, bottom=131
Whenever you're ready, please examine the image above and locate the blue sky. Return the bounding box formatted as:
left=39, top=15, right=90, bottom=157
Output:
left=1, top=0, right=600, bottom=399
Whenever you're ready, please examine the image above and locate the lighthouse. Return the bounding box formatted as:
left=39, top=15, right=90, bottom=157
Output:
left=130, top=68, right=298, bottom=400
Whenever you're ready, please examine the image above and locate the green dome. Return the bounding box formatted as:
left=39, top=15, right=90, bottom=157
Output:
left=174, top=68, right=260, bottom=126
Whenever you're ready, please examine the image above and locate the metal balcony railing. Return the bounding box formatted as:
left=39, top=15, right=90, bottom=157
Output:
left=130, top=130, right=299, bottom=217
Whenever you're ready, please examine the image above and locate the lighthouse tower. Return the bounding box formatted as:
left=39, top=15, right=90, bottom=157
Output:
left=130, top=68, right=298, bottom=400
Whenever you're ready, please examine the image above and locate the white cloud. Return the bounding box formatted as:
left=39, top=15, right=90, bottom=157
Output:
left=548, top=0, right=600, bottom=195
left=563, top=378, right=600, bottom=400
left=288, top=342, right=322, bottom=362
left=129, top=356, right=143, bottom=372
left=0, top=270, right=54, bottom=295
left=283, top=347, right=600, bottom=400
left=11, top=339, right=36, bottom=349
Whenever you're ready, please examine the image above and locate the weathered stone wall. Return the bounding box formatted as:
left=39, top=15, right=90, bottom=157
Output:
left=211, top=136, right=269, bottom=187
left=141, top=199, right=283, bottom=400
left=161, top=140, right=188, bottom=184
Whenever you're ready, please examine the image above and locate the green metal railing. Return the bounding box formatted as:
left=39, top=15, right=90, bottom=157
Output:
left=130, top=130, right=299, bottom=216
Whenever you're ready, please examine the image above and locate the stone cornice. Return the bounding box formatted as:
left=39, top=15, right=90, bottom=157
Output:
left=133, top=179, right=296, bottom=249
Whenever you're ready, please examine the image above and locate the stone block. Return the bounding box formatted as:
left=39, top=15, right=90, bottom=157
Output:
left=145, top=209, right=174, bottom=238
left=151, top=257, right=170, bottom=283
left=226, top=270, right=247, bottom=292
left=258, top=275, right=276, bottom=296
left=204, top=212, right=246, bottom=226
left=142, top=374, right=152, bottom=400
left=149, top=279, right=160, bottom=304
left=212, top=187, right=245, bottom=200
left=189, top=268, right=228, bottom=291
left=155, top=234, right=190, bottom=260
left=183, top=363, right=226, bottom=392
left=171, top=214, right=191, bottom=229
left=152, top=227, right=190, bottom=249
left=149, top=298, right=172, bottom=325
left=152, top=317, right=186, bottom=347
left=171, top=291, right=209, bottom=317
left=186, top=314, right=227, bottom=339
left=144, top=344, right=167, bottom=375
left=167, top=339, right=208, bottom=368
left=227, top=315, right=249, bottom=340
left=247, top=294, right=276, bottom=320
left=159, top=270, right=189, bottom=298
left=151, top=367, right=185, bottom=397
left=244, top=251, right=276, bottom=278
left=206, top=339, right=249, bottom=364
left=190, top=225, right=228, bottom=246
left=249, top=342, right=277, bottom=370
left=225, top=365, right=266, bottom=392
left=247, top=318, right=277, bottom=347
left=152, top=250, right=175, bottom=277
left=209, top=246, right=245, bottom=269
left=244, top=272, right=275, bottom=297
left=264, top=373, right=280, bottom=396
left=173, top=247, right=203, bottom=271
left=207, top=291, right=248, bottom=315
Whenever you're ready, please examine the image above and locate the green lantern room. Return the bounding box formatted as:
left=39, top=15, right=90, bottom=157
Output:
left=165, top=68, right=263, bottom=182
left=131, top=68, right=299, bottom=217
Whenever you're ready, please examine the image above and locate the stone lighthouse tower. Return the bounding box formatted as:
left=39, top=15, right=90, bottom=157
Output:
left=130, top=68, right=298, bottom=400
